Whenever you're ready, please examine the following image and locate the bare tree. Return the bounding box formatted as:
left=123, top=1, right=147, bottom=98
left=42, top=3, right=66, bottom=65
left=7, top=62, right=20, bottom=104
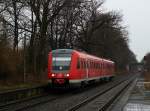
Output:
left=12, top=0, right=18, bottom=51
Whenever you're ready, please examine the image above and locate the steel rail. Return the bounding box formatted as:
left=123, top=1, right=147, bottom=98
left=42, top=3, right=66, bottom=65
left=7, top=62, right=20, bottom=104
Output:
left=67, top=75, right=137, bottom=111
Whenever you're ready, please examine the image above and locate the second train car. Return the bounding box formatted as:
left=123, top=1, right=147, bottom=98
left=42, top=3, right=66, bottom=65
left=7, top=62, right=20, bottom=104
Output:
left=48, top=49, right=115, bottom=87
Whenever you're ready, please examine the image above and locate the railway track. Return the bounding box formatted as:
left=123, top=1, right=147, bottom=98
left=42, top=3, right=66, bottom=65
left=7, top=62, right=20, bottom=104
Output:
left=0, top=88, right=77, bottom=111
left=0, top=84, right=47, bottom=106
left=67, top=75, right=137, bottom=111
left=0, top=74, right=139, bottom=111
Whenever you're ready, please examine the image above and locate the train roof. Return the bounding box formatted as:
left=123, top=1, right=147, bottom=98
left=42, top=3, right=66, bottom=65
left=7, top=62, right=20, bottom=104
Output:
left=74, top=50, right=114, bottom=63
left=50, top=49, right=114, bottom=63
left=51, top=49, right=73, bottom=54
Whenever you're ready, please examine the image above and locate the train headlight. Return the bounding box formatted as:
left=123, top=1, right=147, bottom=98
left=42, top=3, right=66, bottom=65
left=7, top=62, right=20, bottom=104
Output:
left=51, top=74, right=55, bottom=77
left=66, top=74, right=69, bottom=77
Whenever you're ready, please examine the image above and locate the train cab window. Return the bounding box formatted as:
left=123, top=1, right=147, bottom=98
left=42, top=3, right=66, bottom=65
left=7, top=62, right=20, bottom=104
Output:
left=52, top=52, right=71, bottom=73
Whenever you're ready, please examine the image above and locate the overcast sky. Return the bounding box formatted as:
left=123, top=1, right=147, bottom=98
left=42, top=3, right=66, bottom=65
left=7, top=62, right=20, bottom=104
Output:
left=103, top=0, right=150, bottom=62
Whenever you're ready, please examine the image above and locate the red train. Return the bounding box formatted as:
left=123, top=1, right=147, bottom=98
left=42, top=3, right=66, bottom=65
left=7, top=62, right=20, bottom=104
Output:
left=48, top=49, right=115, bottom=87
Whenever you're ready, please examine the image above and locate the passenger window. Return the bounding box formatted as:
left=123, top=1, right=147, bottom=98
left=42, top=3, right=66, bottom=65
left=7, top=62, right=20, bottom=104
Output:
left=81, top=60, right=84, bottom=69
left=91, top=62, right=93, bottom=68
left=92, top=62, right=94, bottom=69
left=80, top=59, right=83, bottom=69
left=77, top=59, right=80, bottom=69
left=87, top=61, right=89, bottom=68
left=90, top=61, right=92, bottom=68
left=84, top=61, right=86, bottom=69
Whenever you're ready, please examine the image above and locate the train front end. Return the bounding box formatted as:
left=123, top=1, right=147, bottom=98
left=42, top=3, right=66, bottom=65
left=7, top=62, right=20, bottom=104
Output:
left=48, top=49, right=74, bottom=86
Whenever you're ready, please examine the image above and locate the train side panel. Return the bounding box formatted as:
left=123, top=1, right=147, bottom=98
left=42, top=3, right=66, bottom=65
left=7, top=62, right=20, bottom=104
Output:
left=69, top=53, right=87, bottom=85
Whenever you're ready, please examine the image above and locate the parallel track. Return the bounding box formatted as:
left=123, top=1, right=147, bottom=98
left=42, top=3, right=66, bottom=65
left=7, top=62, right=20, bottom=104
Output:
left=67, top=75, right=137, bottom=111
left=0, top=88, right=78, bottom=111
left=0, top=74, right=138, bottom=111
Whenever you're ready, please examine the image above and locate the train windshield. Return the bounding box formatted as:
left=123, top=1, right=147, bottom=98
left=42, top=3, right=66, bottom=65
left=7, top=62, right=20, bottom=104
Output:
left=52, top=53, right=71, bottom=73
